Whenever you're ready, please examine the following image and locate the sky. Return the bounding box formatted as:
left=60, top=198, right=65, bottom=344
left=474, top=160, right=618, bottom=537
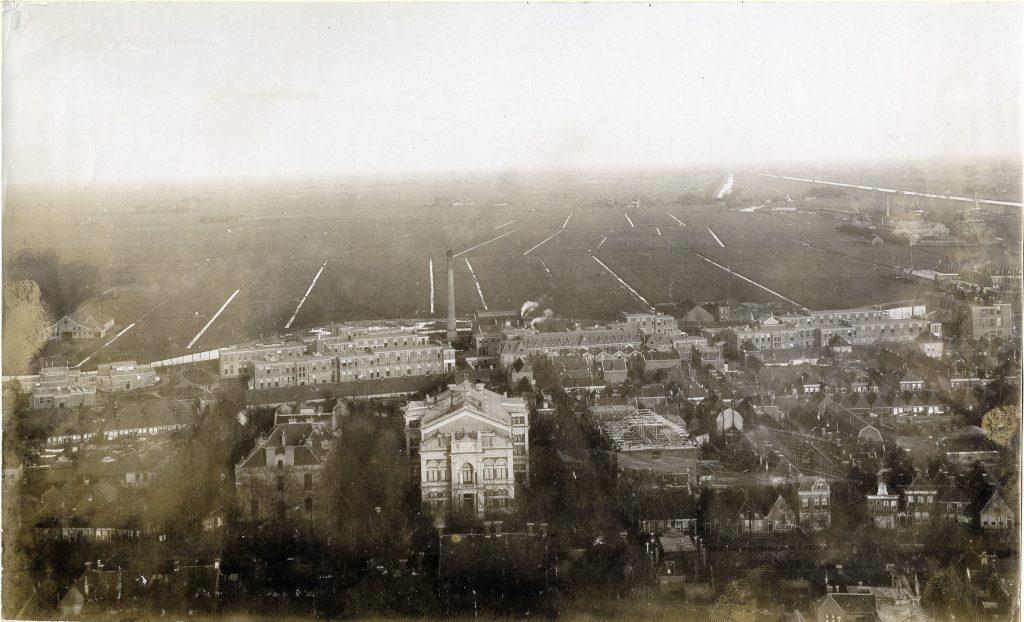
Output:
left=4, top=2, right=1022, bottom=186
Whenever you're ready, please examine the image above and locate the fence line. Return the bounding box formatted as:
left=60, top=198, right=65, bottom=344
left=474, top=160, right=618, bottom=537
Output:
left=150, top=349, right=219, bottom=368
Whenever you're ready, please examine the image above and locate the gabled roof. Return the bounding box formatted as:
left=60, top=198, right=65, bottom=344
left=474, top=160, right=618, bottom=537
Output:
left=817, top=593, right=878, bottom=617
left=66, top=304, right=114, bottom=330
left=900, top=371, right=923, bottom=383
left=766, top=495, right=796, bottom=521
left=905, top=474, right=937, bottom=492
left=886, top=394, right=907, bottom=407
left=60, top=586, right=85, bottom=607
left=413, top=379, right=524, bottom=430
left=816, top=395, right=837, bottom=414
left=828, top=334, right=851, bottom=347
left=848, top=394, right=872, bottom=409
left=238, top=421, right=333, bottom=469
left=981, top=490, right=1013, bottom=516
left=857, top=425, right=883, bottom=443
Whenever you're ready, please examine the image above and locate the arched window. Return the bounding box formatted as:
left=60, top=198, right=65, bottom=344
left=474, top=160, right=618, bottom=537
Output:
left=495, top=459, right=508, bottom=480
left=426, top=460, right=439, bottom=482
left=483, top=459, right=495, bottom=480
left=461, top=463, right=475, bottom=485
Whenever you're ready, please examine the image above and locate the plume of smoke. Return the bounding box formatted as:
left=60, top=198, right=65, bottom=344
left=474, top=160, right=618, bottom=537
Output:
left=520, top=301, right=539, bottom=317
left=530, top=309, right=554, bottom=327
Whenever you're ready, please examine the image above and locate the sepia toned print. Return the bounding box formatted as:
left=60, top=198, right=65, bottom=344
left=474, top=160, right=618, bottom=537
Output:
left=2, top=2, right=1021, bottom=620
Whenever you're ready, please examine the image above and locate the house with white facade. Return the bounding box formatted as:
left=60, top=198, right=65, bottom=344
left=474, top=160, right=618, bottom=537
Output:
left=404, top=380, right=529, bottom=517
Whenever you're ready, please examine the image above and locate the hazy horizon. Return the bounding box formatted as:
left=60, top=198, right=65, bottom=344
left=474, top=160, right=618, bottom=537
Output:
left=5, top=153, right=1024, bottom=193
left=4, top=2, right=1022, bottom=186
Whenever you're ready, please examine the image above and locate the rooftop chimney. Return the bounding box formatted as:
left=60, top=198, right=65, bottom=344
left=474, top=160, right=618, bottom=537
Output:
left=446, top=250, right=457, bottom=343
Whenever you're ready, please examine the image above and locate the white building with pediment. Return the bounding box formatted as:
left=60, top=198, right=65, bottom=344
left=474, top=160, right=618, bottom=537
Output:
left=404, top=379, right=529, bottom=517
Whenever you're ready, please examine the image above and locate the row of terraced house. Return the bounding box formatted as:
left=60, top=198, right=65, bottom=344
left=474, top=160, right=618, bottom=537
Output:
left=734, top=306, right=941, bottom=352
left=218, top=323, right=456, bottom=390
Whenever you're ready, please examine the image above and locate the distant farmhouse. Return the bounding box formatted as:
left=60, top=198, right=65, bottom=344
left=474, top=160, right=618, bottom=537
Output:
left=43, top=304, right=114, bottom=340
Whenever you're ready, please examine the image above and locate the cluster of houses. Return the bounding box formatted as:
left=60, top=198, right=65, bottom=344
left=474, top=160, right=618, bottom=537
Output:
left=866, top=473, right=1016, bottom=532
left=19, top=361, right=158, bottom=410
left=701, top=478, right=833, bottom=535
left=13, top=400, right=201, bottom=542
left=9, top=283, right=1019, bottom=621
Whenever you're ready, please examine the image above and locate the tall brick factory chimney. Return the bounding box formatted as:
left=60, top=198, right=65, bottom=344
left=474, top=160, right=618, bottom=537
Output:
left=446, top=249, right=457, bottom=343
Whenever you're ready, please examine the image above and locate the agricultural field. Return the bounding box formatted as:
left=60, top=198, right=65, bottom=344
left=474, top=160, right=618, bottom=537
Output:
left=4, top=162, right=1019, bottom=372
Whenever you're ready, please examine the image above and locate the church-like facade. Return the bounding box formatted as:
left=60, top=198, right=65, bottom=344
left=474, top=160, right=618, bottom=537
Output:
left=404, top=380, right=529, bottom=517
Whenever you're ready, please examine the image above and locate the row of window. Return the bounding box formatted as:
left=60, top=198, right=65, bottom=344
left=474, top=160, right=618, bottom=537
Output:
left=254, top=363, right=446, bottom=388
left=424, top=460, right=509, bottom=483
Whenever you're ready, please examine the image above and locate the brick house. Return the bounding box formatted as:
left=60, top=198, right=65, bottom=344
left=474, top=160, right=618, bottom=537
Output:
left=234, top=407, right=338, bottom=532
left=798, top=479, right=832, bottom=530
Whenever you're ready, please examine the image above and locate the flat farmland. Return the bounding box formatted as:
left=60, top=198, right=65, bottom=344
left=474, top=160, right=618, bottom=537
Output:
left=5, top=165, right=1018, bottom=370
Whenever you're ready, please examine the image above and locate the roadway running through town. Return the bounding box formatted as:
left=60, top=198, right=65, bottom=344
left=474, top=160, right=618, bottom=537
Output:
left=493, top=219, right=518, bottom=230
left=464, top=258, right=488, bottom=310
left=285, top=259, right=328, bottom=329
left=186, top=288, right=241, bottom=349
left=757, top=173, right=1023, bottom=207
left=589, top=253, right=656, bottom=312
left=624, top=213, right=636, bottom=228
